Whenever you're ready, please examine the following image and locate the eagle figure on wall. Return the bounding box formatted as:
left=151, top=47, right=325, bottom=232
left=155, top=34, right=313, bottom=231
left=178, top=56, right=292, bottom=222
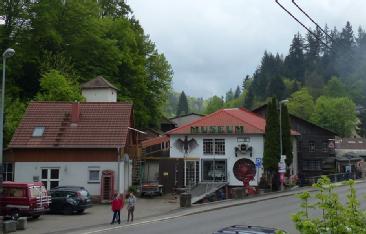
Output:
left=174, top=136, right=198, bottom=154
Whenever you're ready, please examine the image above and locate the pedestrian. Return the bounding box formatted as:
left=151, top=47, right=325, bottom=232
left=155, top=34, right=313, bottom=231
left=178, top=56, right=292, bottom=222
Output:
left=127, top=191, right=136, bottom=222
left=110, top=193, right=124, bottom=224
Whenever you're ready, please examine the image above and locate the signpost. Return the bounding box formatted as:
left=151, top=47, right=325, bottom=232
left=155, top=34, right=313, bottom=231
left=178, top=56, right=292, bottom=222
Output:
left=278, top=155, right=286, bottom=188
left=255, top=158, right=262, bottom=184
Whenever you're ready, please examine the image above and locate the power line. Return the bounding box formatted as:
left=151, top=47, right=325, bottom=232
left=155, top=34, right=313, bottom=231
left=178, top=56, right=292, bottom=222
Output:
left=275, top=0, right=330, bottom=49
left=291, top=0, right=333, bottom=42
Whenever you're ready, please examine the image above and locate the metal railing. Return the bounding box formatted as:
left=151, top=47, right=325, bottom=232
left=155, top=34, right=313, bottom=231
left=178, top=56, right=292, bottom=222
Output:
left=305, top=172, right=361, bottom=185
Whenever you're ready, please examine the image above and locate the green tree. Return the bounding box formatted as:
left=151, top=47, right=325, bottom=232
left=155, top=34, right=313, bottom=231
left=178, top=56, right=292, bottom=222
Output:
left=292, top=177, right=366, bottom=233
left=1, top=0, right=173, bottom=129
left=310, top=96, right=358, bottom=137
left=287, top=88, right=314, bottom=120
left=323, top=76, right=348, bottom=98
left=284, top=33, right=305, bottom=83
left=205, top=96, right=224, bottom=114
left=225, top=89, right=234, bottom=102
left=234, top=86, right=241, bottom=99
left=263, top=97, right=280, bottom=173
left=280, top=104, right=293, bottom=167
left=35, top=70, right=84, bottom=102
left=176, top=91, right=189, bottom=116
left=4, top=99, right=26, bottom=146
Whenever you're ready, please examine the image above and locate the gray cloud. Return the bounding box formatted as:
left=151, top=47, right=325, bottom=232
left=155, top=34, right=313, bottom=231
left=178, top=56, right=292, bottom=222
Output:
left=128, top=0, right=366, bottom=98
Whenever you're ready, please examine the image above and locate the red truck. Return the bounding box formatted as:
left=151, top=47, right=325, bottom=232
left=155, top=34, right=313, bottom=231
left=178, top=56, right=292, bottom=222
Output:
left=0, top=181, right=51, bottom=219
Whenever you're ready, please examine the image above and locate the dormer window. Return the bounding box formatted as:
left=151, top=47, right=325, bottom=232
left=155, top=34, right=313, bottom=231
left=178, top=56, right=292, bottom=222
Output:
left=32, top=127, right=45, bottom=137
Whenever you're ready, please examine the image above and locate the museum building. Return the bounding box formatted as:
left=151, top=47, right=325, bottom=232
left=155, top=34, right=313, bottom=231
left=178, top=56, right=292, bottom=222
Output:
left=167, top=108, right=299, bottom=191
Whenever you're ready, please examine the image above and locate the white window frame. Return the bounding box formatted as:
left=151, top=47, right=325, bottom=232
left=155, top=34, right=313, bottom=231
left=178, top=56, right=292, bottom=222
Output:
left=88, top=167, right=100, bottom=183
left=2, top=163, right=14, bottom=181
left=41, top=168, right=60, bottom=190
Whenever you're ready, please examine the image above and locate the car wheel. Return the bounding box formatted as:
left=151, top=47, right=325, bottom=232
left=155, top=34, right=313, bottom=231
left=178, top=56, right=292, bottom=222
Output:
left=76, top=209, right=85, bottom=214
left=32, top=215, right=41, bottom=219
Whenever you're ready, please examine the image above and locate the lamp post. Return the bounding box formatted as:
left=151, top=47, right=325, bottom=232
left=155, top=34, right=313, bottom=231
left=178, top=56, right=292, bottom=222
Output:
left=1, top=48, right=15, bottom=174
left=279, top=99, right=289, bottom=191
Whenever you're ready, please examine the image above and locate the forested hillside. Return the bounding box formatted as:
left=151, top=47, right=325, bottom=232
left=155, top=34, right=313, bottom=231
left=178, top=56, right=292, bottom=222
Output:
left=0, top=0, right=173, bottom=144
left=167, top=22, right=366, bottom=137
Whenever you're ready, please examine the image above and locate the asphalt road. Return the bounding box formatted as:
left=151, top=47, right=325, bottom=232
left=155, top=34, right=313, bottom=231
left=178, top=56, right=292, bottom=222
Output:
left=78, top=182, right=366, bottom=234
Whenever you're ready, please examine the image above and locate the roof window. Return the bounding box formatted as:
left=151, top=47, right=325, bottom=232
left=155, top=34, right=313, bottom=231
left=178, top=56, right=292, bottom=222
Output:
left=32, top=127, right=45, bottom=137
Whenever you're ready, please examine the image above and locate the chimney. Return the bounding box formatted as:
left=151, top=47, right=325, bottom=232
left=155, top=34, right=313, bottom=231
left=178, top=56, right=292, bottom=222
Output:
left=71, top=102, right=80, bottom=123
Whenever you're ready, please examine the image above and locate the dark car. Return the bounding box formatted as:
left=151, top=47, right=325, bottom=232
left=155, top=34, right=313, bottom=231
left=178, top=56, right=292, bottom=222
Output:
left=49, top=186, right=92, bottom=214
left=213, top=225, right=286, bottom=234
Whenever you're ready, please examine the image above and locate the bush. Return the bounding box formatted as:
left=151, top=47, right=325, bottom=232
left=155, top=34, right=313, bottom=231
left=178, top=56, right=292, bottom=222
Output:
left=292, top=176, right=366, bottom=233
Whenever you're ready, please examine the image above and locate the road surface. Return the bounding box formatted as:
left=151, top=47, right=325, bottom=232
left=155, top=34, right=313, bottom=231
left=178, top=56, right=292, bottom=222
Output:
left=77, top=181, right=366, bottom=234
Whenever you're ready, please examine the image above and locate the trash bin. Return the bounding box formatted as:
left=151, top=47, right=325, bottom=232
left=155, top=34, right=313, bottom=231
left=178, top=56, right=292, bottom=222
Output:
left=232, top=187, right=245, bottom=199
left=180, top=193, right=192, bottom=208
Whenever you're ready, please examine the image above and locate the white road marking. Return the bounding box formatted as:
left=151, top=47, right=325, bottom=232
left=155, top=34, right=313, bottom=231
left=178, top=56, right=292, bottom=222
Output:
left=81, top=214, right=186, bottom=234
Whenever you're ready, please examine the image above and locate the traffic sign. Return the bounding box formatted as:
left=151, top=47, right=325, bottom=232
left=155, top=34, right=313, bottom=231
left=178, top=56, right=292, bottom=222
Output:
left=278, top=162, right=286, bottom=173
left=255, top=158, right=262, bottom=168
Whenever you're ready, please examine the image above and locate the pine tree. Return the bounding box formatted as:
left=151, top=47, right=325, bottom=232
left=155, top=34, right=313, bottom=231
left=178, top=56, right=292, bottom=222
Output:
left=284, top=33, right=305, bottom=83
left=243, top=87, right=254, bottom=109
left=234, top=86, right=241, bottom=99
left=176, top=91, right=189, bottom=116
left=225, top=89, right=234, bottom=102
left=281, top=104, right=293, bottom=167
left=263, top=97, right=280, bottom=173
left=267, top=76, right=286, bottom=100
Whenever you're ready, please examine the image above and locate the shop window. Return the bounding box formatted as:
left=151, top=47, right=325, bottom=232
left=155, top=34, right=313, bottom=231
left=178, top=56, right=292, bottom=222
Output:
left=302, top=160, right=321, bottom=171
left=203, top=139, right=213, bottom=154
left=214, top=139, right=225, bottom=155
left=201, top=159, right=227, bottom=181
left=308, top=141, right=315, bottom=152
left=2, top=163, right=14, bottom=181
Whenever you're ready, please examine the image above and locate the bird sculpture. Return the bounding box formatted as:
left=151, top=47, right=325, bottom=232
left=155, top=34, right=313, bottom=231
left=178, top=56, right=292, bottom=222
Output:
left=174, top=136, right=198, bottom=154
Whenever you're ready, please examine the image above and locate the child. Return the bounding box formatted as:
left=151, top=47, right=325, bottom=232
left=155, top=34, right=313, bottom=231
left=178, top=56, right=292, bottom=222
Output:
left=110, top=193, right=124, bottom=224
left=127, top=192, right=136, bottom=222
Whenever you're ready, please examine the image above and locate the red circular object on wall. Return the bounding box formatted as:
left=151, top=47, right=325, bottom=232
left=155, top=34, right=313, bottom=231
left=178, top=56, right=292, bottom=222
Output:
left=233, top=159, right=256, bottom=182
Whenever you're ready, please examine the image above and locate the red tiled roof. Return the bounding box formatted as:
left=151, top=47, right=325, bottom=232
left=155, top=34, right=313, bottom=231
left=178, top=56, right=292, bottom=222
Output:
left=9, top=102, right=133, bottom=148
left=167, top=108, right=300, bottom=135
left=142, top=135, right=169, bottom=148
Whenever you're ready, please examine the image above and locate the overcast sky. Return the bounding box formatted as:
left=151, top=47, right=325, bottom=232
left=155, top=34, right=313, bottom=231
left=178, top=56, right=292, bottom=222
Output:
left=128, top=0, right=366, bottom=98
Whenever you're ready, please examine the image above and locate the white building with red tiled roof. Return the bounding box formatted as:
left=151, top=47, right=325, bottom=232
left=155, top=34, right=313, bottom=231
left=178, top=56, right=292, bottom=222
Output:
left=4, top=77, right=137, bottom=202
left=166, top=108, right=299, bottom=189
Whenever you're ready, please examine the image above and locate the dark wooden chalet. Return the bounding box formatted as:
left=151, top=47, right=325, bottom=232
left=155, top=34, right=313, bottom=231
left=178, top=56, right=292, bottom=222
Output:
left=253, top=105, right=338, bottom=179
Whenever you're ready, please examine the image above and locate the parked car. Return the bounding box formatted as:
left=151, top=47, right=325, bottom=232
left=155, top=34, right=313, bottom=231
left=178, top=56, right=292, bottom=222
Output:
left=213, top=225, right=286, bottom=234
left=49, top=186, right=92, bottom=214
left=0, top=181, right=51, bottom=220
left=140, top=182, right=163, bottom=197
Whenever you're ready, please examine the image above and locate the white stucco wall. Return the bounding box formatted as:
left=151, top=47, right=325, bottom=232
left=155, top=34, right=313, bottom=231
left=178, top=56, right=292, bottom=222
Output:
left=82, top=88, right=117, bottom=102
left=170, top=135, right=264, bottom=186
left=14, top=161, right=131, bottom=196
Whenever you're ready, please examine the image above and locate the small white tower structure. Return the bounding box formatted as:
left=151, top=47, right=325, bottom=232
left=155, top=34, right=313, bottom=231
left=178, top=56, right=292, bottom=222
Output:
left=81, top=76, right=118, bottom=102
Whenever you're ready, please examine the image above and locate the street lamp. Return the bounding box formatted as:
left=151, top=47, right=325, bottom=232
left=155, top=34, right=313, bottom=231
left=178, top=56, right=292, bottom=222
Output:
left=279, top=99, right=289, bottom=191
left=1, top=48, right=15, bottom=169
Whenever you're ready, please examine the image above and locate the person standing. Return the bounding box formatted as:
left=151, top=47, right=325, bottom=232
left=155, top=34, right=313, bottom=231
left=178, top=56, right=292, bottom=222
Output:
left=110, top=193, right=124, bottom=224
left=127, top=192, right=136, bottom=222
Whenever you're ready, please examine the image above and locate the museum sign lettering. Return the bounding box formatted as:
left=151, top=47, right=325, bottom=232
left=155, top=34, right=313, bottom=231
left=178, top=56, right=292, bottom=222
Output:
left=190, top=126, right=244, bottom=134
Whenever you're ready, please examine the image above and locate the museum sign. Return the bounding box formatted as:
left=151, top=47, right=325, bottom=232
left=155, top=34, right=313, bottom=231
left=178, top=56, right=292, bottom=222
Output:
left=190, top=126, right=244, bottom=134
